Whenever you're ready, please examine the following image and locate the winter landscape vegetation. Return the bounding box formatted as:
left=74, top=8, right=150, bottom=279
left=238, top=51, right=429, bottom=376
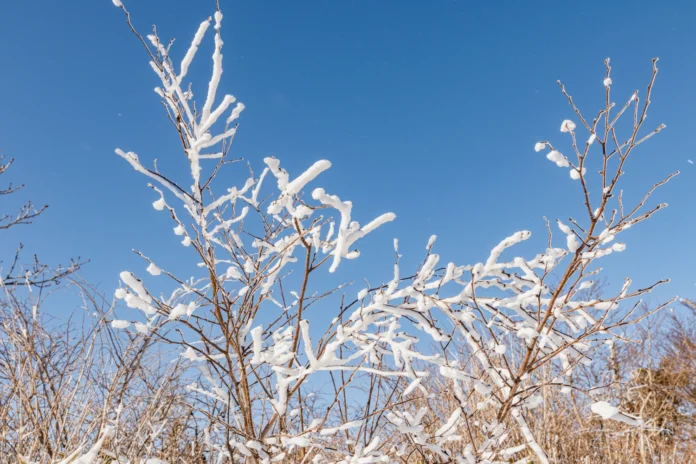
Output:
left=1, top=1, right=695, bottom=463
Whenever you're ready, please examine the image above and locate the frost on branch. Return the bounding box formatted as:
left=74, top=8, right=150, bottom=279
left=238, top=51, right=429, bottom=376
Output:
left=591, top=401, right=643, bottom=426
left=106, top=6, right=674, bottom=463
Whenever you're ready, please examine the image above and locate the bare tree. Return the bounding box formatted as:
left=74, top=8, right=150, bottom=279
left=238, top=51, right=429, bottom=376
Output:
left=0, top=156, right=82, bottom=289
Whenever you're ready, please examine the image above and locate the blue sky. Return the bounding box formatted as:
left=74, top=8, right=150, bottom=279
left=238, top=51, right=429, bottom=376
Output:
left=0, top=0, right=694, bottom=313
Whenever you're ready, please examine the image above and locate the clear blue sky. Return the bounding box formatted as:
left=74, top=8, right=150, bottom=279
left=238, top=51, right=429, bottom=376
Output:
left=0, top=0, right=694, bottom=311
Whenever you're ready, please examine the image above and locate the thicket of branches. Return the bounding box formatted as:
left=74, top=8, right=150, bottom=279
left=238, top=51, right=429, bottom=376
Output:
left=1, top=2, right=693, bottom=463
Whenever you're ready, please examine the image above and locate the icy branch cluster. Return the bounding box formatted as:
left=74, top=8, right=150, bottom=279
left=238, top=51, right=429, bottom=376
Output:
left=103, top=4, right=672, bottom=463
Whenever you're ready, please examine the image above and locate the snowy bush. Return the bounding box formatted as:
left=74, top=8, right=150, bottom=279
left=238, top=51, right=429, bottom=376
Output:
left=9, top=2, right=679, bottom=463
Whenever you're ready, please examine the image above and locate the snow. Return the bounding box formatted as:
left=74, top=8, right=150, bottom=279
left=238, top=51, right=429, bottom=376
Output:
left=595, top=301, right=618, bottom=311
left=282, top=436, right=311, bottom=447
left=361, top=212, right=397, bottom=235
left=557, top=220, right=572, bottom=235
left=588, top=133, right=597, bottom=145
left=112, top=0, right=122, bottom=6
left=414, top=254, right=439, bottom=288
left=534, top=142, right=546, bottom=152
left=426, top=234, right=437, bottom=251
left=200, top=13, right=224, bottom=125
left=152, top=197, right=166, bottom=211
left=70, top=425, right=116, bottom=464
left=125, top=293, right=156, bottom=315
left=591, top=401, right=643, bottom=426
left=435, top=408, right=461, bottom=438
left=546, top=150, right=569, bottom=167
left=214, top=11, right=223, bottom=29
left=484, top=230, right=531, bottom=271
left=601, top=233, right=615, bottom=244
left=285, top=160, right=331, bottom=195
left=198, top=95, right=236, bottom=135
left=120, top=271, right=151, bottom=303
left=180, top=20, right=211, bottom=80
left=186, top=302, right=197, bottom=317
left=517, top=327, right=538, bottom=343
left=402, top=378, right=422, bottom=396
left=250, top=326, right=263, bottom=364
left=134, top=322, right=150, bottom=334
left=612, top=243, right=626, bottom=252
left=227, top=102, right=245, bottom=124
left=560, top=119, right=576, bottom=132
left=169, top=304, right=187, bottom=320
left=474, top=381, right=491, bottom=395
left=264, top=158, right=289, bottom=191
left=311, top=186, right=396, bottom=272
left=226, top=266, right=242, bottom=280
left=603, top=77, right=612, bottom=86
left=246, top=440, right=263, bottom=452
left=567, top=234, right=580, bottom=253
left=570, top=167, right=586, bottom=180
left=111, top=320, right=130, bottom=329
left=320, top=420, right=363, bottom=435
left=146, top=262, right=162, bottom=276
